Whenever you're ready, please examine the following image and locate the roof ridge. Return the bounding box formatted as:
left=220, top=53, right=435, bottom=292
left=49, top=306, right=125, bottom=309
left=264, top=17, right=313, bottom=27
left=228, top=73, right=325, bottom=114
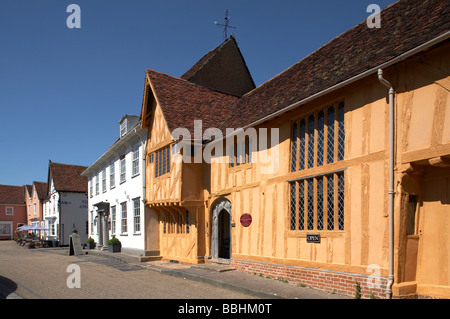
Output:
left=180, top=37, right=232, bottom=80
left=147, top=68, right=241, bottom=98
left=222, top=0, right=450, bottom=129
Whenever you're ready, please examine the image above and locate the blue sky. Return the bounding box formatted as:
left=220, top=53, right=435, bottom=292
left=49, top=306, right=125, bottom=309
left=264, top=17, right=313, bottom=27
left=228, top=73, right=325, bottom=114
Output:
left=0, top=0, right=396, bottom=187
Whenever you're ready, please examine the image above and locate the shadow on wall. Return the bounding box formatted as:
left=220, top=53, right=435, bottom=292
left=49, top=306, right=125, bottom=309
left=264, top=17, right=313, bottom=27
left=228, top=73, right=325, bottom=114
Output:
left=0, top=276, right=18, bottom=299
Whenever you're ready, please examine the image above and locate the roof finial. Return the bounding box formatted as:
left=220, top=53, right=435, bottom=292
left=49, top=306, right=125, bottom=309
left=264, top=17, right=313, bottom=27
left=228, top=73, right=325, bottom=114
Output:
left=214, top=9, right=236, bottom=41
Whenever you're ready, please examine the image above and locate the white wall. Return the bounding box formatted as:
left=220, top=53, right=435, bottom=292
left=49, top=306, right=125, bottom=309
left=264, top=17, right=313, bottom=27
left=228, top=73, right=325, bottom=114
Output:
left=43, top=191, right=88, bottom=245
left=87, top=138, right=146, bottom=255
left=60, top=192, right=88, bottom=245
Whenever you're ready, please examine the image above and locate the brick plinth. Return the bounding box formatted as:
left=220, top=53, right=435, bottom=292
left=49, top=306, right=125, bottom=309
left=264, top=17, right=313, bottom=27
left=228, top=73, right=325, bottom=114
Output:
left=230, top=258, right=389, bottom=299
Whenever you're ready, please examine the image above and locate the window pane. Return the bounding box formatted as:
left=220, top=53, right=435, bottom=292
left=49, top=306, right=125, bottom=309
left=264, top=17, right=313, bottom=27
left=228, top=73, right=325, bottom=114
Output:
left=229, top=145, right=235, bottom=167
left=327, top=106, right=335, bottom=164
left=308, top=115, right=315, bottom=168
left=162, top=148, right=166, bottom=175
left=338, top=172, right=345, bottom=230
left=299, top=119, right=306, bottom=170
left=133, top=198, right=140, bottom=233
left=327, top=175, right=334, bottom=230
left=111, top=206, right=116, bottom=234
left=110, top=163, right=115, bottom=188
left=338, top=102, right=345, bottom=161
left=290, top=182, right=296, bottom=230
left=158, top=150, right=162, bottom=177
left=166, top=147, right=170, bottom=173
left=317, top=176, right=324, bottom=230
left=317, top=111, right=324, bottom=166
left=298, top=180, right=305, bottom=230
left=121, top=202, right=127, bottom=233
left=291, top=122, right=297, bottom=172
left=155, top=152, right=159, bottom=177
left=307, top=178, right=314, bottom=230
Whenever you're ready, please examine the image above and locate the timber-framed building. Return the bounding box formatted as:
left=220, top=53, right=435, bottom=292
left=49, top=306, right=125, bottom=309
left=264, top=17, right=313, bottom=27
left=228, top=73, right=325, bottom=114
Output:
left=138, top=0, right=450, bottom=299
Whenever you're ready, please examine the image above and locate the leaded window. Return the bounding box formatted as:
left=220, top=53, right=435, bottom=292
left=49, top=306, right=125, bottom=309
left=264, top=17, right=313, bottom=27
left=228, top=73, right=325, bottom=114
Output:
left=290, top=101, right=345, bottom=171
left=307, top=115, right=315, bottom=168
left=154, top=145, right=171, bottom=178
left=327, top=106, right=335, bottom=164
left=291, top=122, right=297, bottom=172
left=289, top=171, right=344, bottom=232
left=338, top=102, right=345, bottom=161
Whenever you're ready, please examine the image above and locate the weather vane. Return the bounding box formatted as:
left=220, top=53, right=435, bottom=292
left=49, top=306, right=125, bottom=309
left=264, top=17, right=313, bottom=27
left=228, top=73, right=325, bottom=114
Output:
left=214, top=9, right=236, bottom=41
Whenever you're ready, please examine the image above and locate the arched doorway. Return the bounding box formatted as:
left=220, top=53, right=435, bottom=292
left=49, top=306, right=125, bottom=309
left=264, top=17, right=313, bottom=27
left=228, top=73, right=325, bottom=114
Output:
left=211, top=198, right=231, bottom=261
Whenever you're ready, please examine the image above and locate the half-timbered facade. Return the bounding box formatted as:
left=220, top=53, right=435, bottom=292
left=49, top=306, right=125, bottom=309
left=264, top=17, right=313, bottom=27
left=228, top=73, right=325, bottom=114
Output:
left=140, top=0, right=450, bottom=299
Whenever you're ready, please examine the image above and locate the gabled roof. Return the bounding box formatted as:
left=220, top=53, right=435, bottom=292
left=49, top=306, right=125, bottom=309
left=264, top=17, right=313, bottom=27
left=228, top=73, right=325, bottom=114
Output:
left=146, top=69, right=239, bottom=137
left=33, top=181, right=48, bottom=200
left=180, top=35, right=256, bottom=97
left=181, top=44, right=221, bottom=81
left=222, top=0, right=450, bottom=129
left=48, top=161, right=88, bottom=193
left=25, top=185, right=33, bottom=198
left=0, top=185, right=26, bottom=205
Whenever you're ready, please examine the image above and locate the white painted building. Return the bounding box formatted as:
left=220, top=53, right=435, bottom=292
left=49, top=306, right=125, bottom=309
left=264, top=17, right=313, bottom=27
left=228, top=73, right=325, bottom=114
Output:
left=43, top=161, right=89, bottom=245
left=82, top=115, right=149, bottom=256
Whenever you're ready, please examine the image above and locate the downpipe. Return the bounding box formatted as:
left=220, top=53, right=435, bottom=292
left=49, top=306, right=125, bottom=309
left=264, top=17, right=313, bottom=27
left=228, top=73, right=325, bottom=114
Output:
left=378, top=69, right=395, bottom=299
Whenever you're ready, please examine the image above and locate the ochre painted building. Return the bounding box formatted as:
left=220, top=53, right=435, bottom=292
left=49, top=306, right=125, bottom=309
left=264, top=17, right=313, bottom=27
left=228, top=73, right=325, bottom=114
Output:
left=139, top=0, right=450, bottom=299
left=25, top=181, right=47, bottom=231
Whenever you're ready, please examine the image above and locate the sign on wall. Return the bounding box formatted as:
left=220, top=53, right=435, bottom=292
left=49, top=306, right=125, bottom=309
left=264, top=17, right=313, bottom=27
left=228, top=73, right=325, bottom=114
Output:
left=306, top=234, right=321, bottom=243
left=240, top=213, right=252, bottom=227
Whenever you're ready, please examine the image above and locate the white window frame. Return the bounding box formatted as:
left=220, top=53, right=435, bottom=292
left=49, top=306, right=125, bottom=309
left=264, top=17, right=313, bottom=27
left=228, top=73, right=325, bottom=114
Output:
left=6, top=207, right=14, bottom=216
left=120, top=120, right=127, bottom=137
left=132, top=148, right=140, bottom=177
left=121, top=202, right=127, bottom=234
left=133, top=197, right=140, bottom=233
left=111, top=206, right=116, bottom=234
left=120, top=155, right=126, bottom=183
left=102, top=168, right=107, bottom=193
left=0, top=222, right=12, bottom=238
left=95, top=174, right=99, bottom=195
left=109, top=162, right=115, bottom=189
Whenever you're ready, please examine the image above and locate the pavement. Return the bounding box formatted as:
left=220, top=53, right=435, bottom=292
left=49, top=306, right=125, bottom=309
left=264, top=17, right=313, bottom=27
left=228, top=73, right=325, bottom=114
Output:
left=82, top=248, right=350, bottom=299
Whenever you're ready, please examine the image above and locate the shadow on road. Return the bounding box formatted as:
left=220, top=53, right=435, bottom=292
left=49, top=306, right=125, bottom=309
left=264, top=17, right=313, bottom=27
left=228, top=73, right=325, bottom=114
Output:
left=0, top=276, right=18, bottom=299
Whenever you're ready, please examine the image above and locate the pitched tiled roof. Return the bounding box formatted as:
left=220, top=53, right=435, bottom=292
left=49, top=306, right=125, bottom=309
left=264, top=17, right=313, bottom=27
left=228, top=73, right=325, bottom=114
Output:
left=181, top=44, right=221, bottom=81
left=25, top=185, right=32, bottom=198
left=0, top=185, right=26, bottom=205
left=147, top=69, right=239, bottom=137
left=222, top=0, right=450, bottom=129
left=49, top=162, right=88, bottom=193
left=33, top=181, right=48, bottom=200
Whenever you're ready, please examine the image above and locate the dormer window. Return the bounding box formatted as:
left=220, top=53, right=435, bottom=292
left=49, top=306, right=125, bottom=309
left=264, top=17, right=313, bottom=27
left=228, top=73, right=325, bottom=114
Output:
left=120, top=120, right=127, bottom=138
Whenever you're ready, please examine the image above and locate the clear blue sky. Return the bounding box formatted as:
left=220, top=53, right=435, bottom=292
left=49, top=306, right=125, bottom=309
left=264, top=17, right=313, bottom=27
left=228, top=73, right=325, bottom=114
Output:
left=0, top=0, right=396, bottom=187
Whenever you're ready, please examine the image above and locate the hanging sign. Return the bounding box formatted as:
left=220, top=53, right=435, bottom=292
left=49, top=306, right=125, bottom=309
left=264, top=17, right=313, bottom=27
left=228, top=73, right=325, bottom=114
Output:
left=240, top=213, right=252, bottom=227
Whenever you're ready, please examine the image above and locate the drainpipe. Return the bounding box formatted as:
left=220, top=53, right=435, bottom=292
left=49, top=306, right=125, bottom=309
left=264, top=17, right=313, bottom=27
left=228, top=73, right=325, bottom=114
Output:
left=378, top=69, right=395, bottom=299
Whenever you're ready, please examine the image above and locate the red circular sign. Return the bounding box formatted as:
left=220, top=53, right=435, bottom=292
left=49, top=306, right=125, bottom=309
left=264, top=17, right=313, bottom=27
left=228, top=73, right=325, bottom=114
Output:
left=240, top=213, right=252, bottom=227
